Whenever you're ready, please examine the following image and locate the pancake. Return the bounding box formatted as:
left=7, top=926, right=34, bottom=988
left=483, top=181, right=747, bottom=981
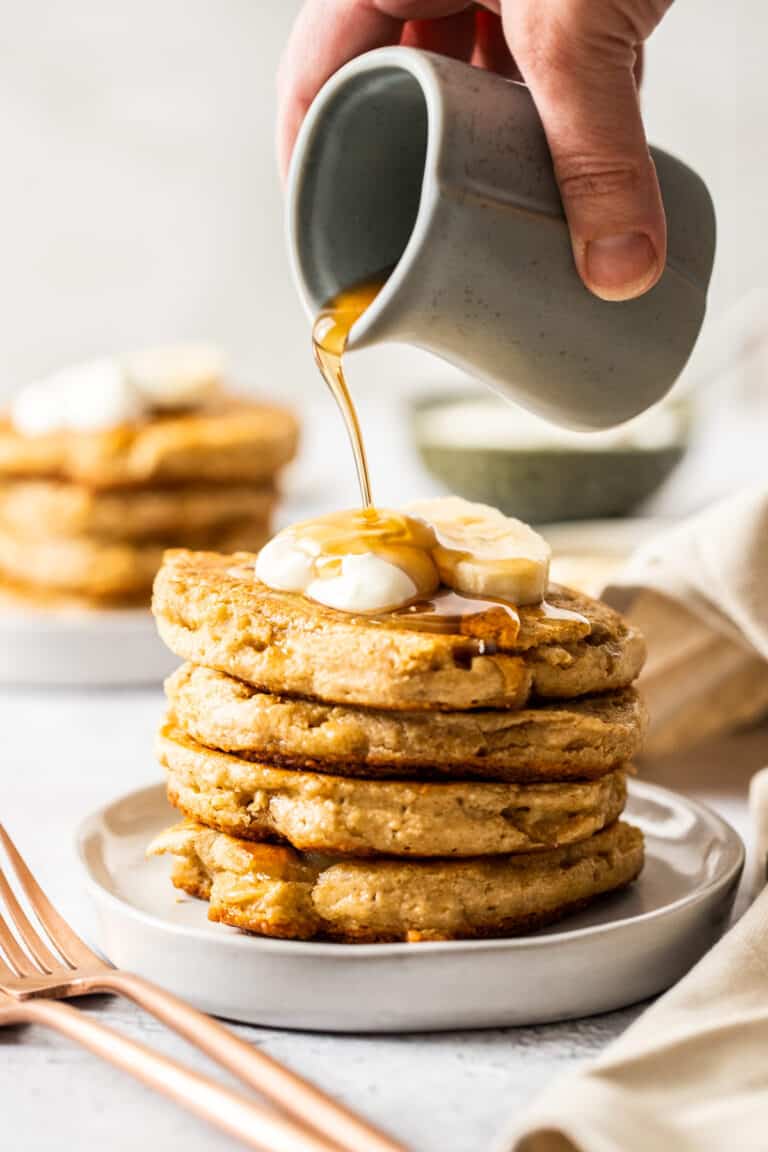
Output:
left=166, top=664, right=646, bottom=780
left=0, top=523, right=271, bottom=600
left=153, top=551, right=646, bottom=711
left=0, top=398, right=298, bottom=488
left=0, top=479, right=276, bottom=542
left=158, top=721, right=628, bottom=856
left=149, top=818, right=644, bottom=942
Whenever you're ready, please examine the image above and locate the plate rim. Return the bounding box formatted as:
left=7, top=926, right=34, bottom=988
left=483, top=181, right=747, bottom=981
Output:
left=542, top=516, right=667, bottom=551
left=0, top=605, right=154, bottom=627
left=76, top=778, right=745, bottom=959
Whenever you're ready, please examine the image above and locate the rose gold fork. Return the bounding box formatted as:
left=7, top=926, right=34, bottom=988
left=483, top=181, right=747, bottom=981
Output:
left=0, top=823, right=405, bottom=1152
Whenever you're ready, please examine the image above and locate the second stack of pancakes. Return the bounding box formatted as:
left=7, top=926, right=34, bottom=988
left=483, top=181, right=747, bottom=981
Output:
left=0, top=374, right=298, bottom=608
left=151, top=549, right=647, bottom=943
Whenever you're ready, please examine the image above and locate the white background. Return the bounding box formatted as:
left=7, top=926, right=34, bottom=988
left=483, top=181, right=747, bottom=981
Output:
left=0, top=1, right=765, bottom=404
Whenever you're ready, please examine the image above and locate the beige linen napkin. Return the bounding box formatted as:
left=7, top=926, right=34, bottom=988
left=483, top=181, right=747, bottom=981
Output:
left=501, top=487, right=768, bottom=1152
left=603, top=485, right=768, bottom=756
left=501, top=873, right=768, bottom=1152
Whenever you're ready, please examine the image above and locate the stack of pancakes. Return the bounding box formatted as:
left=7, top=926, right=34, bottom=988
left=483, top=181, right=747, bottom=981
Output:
left=150, top=550, right=647, bottom=943
left=0, top=399, right=298, bottom=607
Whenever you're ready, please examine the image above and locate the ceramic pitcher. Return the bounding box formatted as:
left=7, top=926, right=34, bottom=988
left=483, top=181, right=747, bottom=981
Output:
left=286, top=46, right=716, bottom=430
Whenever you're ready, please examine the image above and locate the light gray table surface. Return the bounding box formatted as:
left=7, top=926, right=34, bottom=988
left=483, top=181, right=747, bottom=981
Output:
left=0, top=393, right=763, bottom=1151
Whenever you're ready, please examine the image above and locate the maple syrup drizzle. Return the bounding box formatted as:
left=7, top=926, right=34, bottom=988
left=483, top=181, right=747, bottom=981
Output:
left=390, top=589, right=522, bottom=664
left=289, top=505, right=440, bottom=597
left=531, top=600, right=591, bottom=627
left=377, top=590, right=588, bottom=666
left=384, top=589, right=520, bottom=636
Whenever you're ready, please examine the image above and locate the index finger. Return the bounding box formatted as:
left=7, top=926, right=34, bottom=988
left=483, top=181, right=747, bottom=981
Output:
left=277, top=0, right=472, bottom=179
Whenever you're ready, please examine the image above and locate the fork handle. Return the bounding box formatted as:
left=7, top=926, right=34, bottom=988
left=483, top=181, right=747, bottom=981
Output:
left=6, top=996, right=338, bottom=1152
left=98, top=970, right=404, bottom=1152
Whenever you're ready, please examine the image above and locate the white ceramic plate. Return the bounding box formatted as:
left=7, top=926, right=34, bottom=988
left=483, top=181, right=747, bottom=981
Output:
left=0, top=605, right=177, bottom=686
left=77, top=780, right=743, bottom=1033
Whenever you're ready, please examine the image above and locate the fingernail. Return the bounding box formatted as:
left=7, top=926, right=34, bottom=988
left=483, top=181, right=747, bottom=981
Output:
left=585, top=232, right=659, bottom=301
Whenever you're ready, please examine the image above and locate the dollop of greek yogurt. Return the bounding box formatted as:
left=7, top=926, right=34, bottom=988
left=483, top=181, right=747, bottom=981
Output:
left=11, top=360, right=144, bottom=436
left=10, top=345, right=223, bottom=436
left=255, top=534, right=418, bottom=614
left=307, top=553, right=417, bottom=613
left=254, top=533, right=316, bottom=592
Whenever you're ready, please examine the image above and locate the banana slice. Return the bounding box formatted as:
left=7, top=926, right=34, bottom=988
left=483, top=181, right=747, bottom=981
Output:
left=406, top=496, right=550, bottom=605
left=128, top=344, right=225, bottom=409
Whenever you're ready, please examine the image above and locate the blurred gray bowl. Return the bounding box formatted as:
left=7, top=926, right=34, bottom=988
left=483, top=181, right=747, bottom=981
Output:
left=411, top=392, right=688, bottom=524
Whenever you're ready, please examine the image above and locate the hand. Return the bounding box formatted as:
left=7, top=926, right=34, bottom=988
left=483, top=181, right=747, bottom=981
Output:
left=278, top=1, right=673, bottom=302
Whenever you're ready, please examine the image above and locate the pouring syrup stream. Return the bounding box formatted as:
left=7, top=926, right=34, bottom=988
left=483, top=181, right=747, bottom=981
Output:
left=312, top=274, right=386, bottom=509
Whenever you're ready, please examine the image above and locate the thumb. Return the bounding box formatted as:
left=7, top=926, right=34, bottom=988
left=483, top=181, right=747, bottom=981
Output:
left=505, top=2, right=670, bottom=302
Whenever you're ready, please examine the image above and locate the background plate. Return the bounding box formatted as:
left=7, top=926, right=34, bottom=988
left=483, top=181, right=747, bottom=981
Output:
left=0, top=606, right=177, bottom=685
left=78, top=780, right=743, bottom=1033
left=545, top=517, right=666, bottom=598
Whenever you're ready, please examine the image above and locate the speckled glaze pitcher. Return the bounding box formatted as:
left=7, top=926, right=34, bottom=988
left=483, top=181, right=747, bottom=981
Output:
left=286, top=47, right=716, bottom=430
